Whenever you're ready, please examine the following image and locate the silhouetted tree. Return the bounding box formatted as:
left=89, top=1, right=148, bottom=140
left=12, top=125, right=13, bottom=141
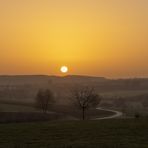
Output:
left=35, top=89, right=54, bottom=114
left=71, top=87, right=101, bottom=120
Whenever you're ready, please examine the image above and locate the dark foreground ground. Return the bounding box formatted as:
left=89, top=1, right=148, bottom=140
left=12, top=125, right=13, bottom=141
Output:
left=0, top=119, right=148, bottom=148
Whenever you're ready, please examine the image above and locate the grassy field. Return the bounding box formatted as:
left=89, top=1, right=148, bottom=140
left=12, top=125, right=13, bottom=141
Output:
left=0, top=103, right=114, bottom=121
left=0, top=103, right=36, bottom=112
left=0, top=119, right=148, bottom=148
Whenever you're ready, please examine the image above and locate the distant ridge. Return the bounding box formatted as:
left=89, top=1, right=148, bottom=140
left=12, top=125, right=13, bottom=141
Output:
left=0, top=75, right=107, bottom=85
left=63, top=75, right=106, bottom=80
left=0, top=75, right=147, bottom=80
left=0, top=74, right=106, bottom=79
left=0, top=75, right=148, bottom=93
left=64, top=75, right=105, bottom=78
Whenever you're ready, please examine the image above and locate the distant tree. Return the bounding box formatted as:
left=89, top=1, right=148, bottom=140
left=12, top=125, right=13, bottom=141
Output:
left=35, top=89, right=54, bottom=114
left=71, top=87, right=101, bottom=120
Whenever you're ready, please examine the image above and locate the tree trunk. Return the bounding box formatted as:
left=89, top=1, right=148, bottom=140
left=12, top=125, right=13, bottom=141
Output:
left=82, top=108, right=85, bottom=120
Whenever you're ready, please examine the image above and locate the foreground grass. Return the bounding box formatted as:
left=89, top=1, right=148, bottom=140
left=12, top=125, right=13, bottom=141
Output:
left=0, top=119, right=148, bottom=148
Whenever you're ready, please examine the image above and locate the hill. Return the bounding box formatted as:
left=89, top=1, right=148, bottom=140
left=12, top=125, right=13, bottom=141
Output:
left=0, top=75, right=148, bottom=104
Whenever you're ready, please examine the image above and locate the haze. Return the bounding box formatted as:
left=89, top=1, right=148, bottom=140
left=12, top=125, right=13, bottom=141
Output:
left=0, top=0, right=148, bottom=78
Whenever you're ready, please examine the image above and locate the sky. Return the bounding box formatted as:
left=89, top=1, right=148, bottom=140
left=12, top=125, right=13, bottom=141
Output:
left=0, top=0, right=148, bottom=78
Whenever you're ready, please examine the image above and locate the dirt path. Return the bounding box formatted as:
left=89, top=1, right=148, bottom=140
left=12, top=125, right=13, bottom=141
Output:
left=94, top=107, right=123, bottom=120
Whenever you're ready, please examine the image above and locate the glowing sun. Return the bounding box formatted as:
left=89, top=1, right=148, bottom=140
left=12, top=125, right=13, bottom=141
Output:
left=60, top=66, right=68, bottom=73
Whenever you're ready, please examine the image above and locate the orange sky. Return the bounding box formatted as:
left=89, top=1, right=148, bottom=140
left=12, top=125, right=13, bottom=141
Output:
left=0, top=0, right=148, bottom=78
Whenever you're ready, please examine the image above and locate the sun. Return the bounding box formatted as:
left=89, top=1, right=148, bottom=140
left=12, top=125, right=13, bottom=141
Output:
left=60, top=66, right=68, bottom=73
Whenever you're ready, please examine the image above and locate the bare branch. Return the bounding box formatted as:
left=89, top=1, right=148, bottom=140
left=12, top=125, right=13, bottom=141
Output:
left=70, top=86, right=101, bottom=120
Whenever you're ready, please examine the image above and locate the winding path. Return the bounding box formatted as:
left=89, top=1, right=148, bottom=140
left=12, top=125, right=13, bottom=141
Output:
left=94, top=107, right=123, bottom=120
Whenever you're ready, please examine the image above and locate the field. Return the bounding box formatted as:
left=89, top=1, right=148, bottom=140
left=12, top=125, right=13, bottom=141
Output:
left=101, top=90, right=148, bottom=98
left=0, top=119, right=148, bottom=148
left=0, top=102, right=114, bottom=122
left=0, top=103, right=36, bottom=112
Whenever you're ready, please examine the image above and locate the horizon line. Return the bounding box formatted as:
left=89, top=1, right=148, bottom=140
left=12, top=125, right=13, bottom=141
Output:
left=0, top=74, right=148, bottom=80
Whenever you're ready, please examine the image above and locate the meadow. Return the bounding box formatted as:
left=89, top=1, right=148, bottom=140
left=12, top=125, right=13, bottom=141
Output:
left=0, top=119, right=148, bottom=148
left=101, top=90, right=148, bottom=98
left=0, top=103, right=114, bottom=122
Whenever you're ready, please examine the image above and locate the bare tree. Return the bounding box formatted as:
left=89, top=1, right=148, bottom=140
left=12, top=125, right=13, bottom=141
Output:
left=35, top=89, right=54, bottom=114
left=71, top=87, right=101, bottom=120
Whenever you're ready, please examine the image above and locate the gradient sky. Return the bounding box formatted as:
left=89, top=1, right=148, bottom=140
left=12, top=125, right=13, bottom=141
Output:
left=0, top=0, right=148, bottom=78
